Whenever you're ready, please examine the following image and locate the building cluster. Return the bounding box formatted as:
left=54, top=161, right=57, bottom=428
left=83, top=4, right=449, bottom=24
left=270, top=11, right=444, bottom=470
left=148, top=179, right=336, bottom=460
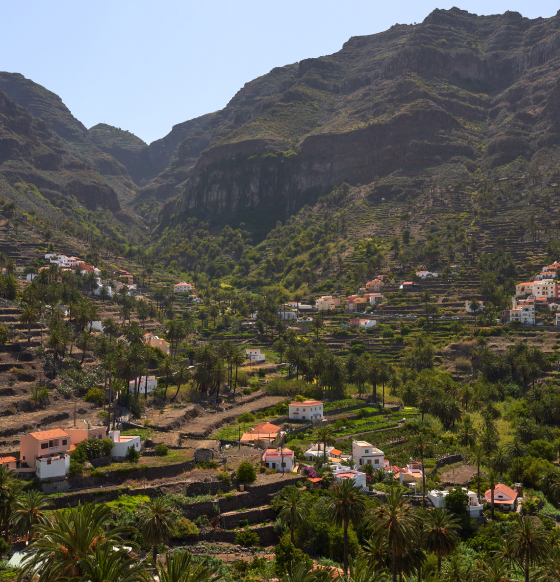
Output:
left=0, top=420, right=140, bottom=481
left=501, top=260, right=560, bottom=325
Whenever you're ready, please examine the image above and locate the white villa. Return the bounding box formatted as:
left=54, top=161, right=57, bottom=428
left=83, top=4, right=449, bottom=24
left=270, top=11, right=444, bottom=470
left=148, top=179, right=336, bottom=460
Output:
left=246, top=348, right=265, bottom=363
left=289, top=400, right=323, bottom=421
left=428, top=488, right=484, bottom=517
left=352, top=440, right=386, bottom=469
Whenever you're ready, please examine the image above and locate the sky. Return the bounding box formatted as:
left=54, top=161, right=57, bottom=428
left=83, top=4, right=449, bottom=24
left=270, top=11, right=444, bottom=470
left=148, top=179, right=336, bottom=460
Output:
left=1, top=1, right=557, bottom=144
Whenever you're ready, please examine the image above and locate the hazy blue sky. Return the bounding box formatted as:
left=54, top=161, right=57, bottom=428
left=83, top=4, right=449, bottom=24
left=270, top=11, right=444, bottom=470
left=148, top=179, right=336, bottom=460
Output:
left=2, top=1, right=557, bottom=144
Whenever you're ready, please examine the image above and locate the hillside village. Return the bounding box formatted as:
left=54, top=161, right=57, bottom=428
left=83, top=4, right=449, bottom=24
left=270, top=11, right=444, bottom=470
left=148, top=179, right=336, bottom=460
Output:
left=5, top=4, right=560, bottom=581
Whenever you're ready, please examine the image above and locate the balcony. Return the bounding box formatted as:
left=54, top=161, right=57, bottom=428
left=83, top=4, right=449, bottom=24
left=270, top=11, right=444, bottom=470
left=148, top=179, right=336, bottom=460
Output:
left=49, top=446, right=59, bottom=451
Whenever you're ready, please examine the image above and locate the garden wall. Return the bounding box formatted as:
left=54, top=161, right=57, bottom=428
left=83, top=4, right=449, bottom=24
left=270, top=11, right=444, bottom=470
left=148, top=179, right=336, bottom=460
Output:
left=221, top=506, right=276, bottom=529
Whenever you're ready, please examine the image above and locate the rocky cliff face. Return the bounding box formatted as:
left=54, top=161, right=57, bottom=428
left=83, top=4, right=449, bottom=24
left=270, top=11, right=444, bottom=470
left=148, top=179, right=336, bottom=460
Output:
left=0, top=73, right=137, bottom=206
left=0, top=90, right=120, bottom=212
left=165, top=8, right=560, bottom=223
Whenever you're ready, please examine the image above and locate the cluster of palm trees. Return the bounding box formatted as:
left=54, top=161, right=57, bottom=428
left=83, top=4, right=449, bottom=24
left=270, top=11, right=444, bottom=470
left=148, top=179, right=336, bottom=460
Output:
left=277, top=481, right=555, bottom=582
left=1, top=467, right=217, bottom=582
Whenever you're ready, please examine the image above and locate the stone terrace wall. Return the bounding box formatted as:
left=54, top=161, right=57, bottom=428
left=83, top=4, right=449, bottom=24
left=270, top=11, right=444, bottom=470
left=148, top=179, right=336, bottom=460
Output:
left=49, top=474, right=302, bottom=510
left=221, top=506, right=276, bottom=529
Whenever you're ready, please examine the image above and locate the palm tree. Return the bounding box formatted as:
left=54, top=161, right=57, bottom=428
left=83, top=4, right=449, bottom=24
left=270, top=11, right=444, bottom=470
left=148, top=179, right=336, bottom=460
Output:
left=506, top=517, right=550, bottom=582
left=0, top=465, right=21, bottom=541
left=20, top=304, right=38, bottom=345
left=231, top=348, right=245, bottom=395
left=422, top=508, right=461, bottom=572
left=11, top=490, right=52, bottom=545
left=467, top=443, right=485, bottom=500
left=329, top=479, right=368, bottom=575
left=138, top=500, right=173, bottom=564
left=76, top=542, right=147, bottom=582
left=159, top=355, right=175, bottom=400
left=76, top=331, right=92, bottom=364
left=371, top=489, right=417, bottom=582
left=378, top=363, right=390, bottom=409
left=472, top=556, right=514, bottom=582
left=276, top=488, right=307, bottom=544
left=487, top=468, right=497, bottom=521
left=490, top=446, right=511, bottom=476
left=342, top=558, right=390, bottom=582
left=172, top=364, right=191, bottom=401
left=412, top=432, right=432, bottom=508
left=102, top=317, right=119, bottom=338
left=156, top=549, right=221, bottom=582
left=19, top=503, right=133, bottom=582
left=313, top=426, right=335, bottom=464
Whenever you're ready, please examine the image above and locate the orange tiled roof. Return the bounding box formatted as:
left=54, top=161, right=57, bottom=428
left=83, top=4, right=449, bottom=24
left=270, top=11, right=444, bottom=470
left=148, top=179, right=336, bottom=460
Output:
left=0, top=457, right=16, bottom=464
left=485, top=483, right=517, bottom=501
left=28, top=429, right=69, bottom=440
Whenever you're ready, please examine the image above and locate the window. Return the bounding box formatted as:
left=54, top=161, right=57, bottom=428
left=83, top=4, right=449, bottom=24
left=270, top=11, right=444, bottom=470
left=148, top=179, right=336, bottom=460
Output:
left=62, top=439, right=67, bottom=446
left=374, top=459, right=379, bottom=464
left=49, top=441, right=54, bottom=447
left=40, top=443, right=48, bottom=450
left=365, top=449, right=369, bottom=454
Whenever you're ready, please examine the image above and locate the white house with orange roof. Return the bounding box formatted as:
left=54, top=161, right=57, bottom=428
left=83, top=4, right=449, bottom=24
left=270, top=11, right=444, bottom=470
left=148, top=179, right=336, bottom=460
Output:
left=246, top=348, right=265, bottom=363
left=349, top=318, right=377, bottom=329
left=516, top=282, right=534, bottom=297
left=20, top=429, right=71, bottom=480
left=174, top=281, right=195, bottom=294
left=262, top=447, right=294, bottom=472
left=241, top=422, right=283, bottom=447
left=109, top=430, right=141, bottom=461
left=394, top=461, right=424, bottom=485
left=364, top=293, right=386, bottom=305
left=289, top=400, right=323, bottom=421
left=0, top=456, right=18, bottom=470
left=485, top=483, right=518, bottom=511
left=333, top=467, right=367, bottom=490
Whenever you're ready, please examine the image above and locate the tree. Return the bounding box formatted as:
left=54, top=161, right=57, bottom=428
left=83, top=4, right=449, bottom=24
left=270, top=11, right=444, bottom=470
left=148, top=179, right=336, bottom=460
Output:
left=159, top=355, right=175, bottom=400
left=313, top=426, right=335, bottom=464
left=422, top=508, right=461, bottom=572
left=172, top=364, right=190, bottom=401
left=237, top=461, right=257, bottom=483
left=487, top=468, right=497, bottom=521
left=76, top=543, right=148, bottom=582
left=231, top=348, right=245, bottom=394
left=276, top=488, right=306, bottom=544
left=156, top=549, right=220, bottom=582
left=11, top=491, right=52, bottom=545
left=76, top=331, right=92, bottom=364
left=329, top=479, right=368, bottom=575
left=412, top=432, right=432, bottom=508
left=138, top=500, right=173, bottom=563
left=506, top=517, right=550, bottom=582
left=467, top=444, right=485, bottom=500
left=19, top=503, right=132, bottom=582
left=371, top=489, right=417, bottom=582
left=312, top=315, right=322, bottom=340
left=19, top=304, right=38, bottom=345
left=0, top=465, right=21, bottom=541
left=274, top=534, right=313, bottom=577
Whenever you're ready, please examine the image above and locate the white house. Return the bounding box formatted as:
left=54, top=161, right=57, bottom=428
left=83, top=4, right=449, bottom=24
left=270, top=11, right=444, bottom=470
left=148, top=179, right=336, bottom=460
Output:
left=129, top=376, right=157, bottom=394
left=289, top=400, right=323, bottom=421
left=88, top=321, right=104, bottom=332
left=366, top=293, right=386, bottom=306
left=485, top=483, right=518, bottom=511
left=262, top=448, right=294, bottom=472
left=428, top=488, right=484, bottom=517
left=333, top=467, right=367, bottom=490
left=93, top=282, right=114, bottom=299
left=304, top=443, right=342, bottom=462
left=277, top=310, right=297, bottom=320
left=109, top=430, right=141, bottom=461
left=416, top=271, right=438, bottom=279
left=510, top=305, right=535, bottom=325
left=174, top=282, right=195, bottom=294
left=352, top=440, right=386, bottom=469
left=349, top=318, right=377, bottom=329
left=533, top=280, right=556, bottom=299
left=516, top=282, right=534, bottom=297
left=35, top=454, right=70, bottom=480
left=465, top=300, right=484, bottom=313
left=246, top=349, right=265, bottom=363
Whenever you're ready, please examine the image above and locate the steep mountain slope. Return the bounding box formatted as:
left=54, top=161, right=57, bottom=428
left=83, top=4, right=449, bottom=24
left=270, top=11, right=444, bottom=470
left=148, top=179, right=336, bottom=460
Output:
left=0, top=72, right=139, bottom=206
left=89, top=112, right=216, bottom=197
left=0, top=89, right=120, bottom=212
left=154, top=8, right=560, bottom=228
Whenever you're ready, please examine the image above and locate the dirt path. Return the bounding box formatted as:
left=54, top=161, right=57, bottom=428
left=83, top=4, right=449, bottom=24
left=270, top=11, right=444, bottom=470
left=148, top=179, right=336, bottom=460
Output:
left=333, top=421, right=405, bottom=441
left=180, top=395, right=285, bottom=439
